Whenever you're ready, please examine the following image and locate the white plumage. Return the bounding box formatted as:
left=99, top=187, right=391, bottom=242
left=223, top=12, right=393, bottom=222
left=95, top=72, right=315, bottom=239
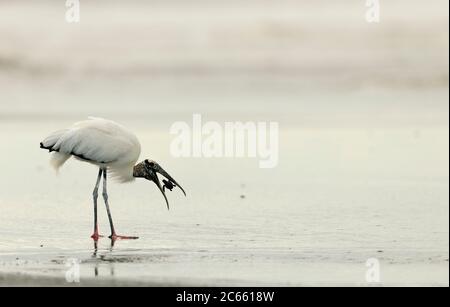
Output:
left=41, top=117, right=141, bottom=182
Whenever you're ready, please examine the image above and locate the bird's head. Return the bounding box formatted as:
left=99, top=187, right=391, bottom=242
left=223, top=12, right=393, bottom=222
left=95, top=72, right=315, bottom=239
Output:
left=133, top=159, right=186, bottom=210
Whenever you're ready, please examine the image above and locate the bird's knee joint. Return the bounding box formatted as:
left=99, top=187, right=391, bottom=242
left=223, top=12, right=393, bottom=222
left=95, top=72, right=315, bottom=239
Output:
left=102, top=192, right=108, bottom=200
left=93, top=191, right=99, bottom=198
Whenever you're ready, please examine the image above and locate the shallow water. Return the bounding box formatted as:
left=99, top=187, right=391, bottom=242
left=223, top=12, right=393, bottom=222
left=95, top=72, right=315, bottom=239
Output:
left=0, top=0, right=449, bottom=286
left=0, top=120, right=448, bottom=286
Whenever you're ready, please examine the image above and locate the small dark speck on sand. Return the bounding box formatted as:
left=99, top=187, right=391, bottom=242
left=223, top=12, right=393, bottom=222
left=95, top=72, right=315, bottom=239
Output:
left=240, top=195, right=246, bottom=199
left=40, top=245, right=44, bottom=248
left=377, top=250, right=384, bottom=253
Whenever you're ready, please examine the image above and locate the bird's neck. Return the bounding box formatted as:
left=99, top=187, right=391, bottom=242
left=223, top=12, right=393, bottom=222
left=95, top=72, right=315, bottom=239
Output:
left=133, top=162, right=146, bottom=178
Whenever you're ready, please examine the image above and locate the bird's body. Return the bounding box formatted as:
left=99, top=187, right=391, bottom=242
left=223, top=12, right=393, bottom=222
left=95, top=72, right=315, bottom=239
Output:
left=41, top=117, right=141, bottom=182
left=41, top=117, right=185, bottom=241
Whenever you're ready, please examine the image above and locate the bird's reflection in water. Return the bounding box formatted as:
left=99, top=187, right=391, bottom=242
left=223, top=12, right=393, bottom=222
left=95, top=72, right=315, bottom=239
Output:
left=91, top=239, right=116, bottom=278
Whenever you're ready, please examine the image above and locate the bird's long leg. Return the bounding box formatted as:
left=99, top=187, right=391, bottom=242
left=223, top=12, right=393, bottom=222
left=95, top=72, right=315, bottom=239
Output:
left=91, top=168, right=103, bottom=241
left=102, top=169, right=138, bottom=241
left=102, top=168, right=116, bottom=237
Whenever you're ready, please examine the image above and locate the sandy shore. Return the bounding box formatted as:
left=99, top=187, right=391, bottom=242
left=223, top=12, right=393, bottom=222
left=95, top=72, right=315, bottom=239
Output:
left=0, top=122, right=448, bottom=287
left=0, top=1, right=448, bottom=287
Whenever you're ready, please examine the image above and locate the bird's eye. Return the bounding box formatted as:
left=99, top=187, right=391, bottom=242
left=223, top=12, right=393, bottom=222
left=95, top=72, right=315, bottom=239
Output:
left=145, top=160, right=155, bottom=168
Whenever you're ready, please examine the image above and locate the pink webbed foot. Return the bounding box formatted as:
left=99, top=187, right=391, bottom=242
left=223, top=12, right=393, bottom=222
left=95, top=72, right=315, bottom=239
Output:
left=90, top=232, right=104, bottom=241
left=109, top=234, right=139, bottom=241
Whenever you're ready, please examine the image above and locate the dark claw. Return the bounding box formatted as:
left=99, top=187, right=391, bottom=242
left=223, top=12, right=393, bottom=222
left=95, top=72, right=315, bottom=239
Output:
left=162, top=179, right=176, bottom=192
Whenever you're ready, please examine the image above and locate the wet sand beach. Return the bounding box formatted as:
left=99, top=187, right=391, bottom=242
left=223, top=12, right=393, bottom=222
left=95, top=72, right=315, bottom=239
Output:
left=0, top=1, right=448, bottom=286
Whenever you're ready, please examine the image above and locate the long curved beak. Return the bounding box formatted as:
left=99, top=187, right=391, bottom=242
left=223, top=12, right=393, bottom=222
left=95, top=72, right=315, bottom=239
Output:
left=151, top=173, right=170, bottom=210
left=156, top=166, right=187, bottom=197
left=146, top=165, right=186, bottom=210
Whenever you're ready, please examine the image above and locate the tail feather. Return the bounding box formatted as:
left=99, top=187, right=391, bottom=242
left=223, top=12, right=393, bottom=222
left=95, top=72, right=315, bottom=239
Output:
left=50, top=152, right=71, bottom=171
left=40, top=129, right=68, bottom=151
left=41, top=129, right=70, bottom=171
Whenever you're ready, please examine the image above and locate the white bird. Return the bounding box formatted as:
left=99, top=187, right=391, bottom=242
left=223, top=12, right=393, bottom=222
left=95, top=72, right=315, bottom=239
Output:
left=40, top=117, right=186, bottom=241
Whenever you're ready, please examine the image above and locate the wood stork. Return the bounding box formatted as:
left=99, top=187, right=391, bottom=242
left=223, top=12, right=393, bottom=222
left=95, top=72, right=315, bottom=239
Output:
left=40, top=117, right=186, bottom=241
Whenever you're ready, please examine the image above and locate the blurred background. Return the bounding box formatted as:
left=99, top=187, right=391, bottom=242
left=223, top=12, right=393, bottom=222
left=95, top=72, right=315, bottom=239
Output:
left=0, top=0, right=448, bottom=125
left=0, top=0, right=448, bottom=285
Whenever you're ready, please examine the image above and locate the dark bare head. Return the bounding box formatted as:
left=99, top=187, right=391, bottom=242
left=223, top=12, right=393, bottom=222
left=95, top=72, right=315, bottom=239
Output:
left=133, top=159, right=186, bottom=210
